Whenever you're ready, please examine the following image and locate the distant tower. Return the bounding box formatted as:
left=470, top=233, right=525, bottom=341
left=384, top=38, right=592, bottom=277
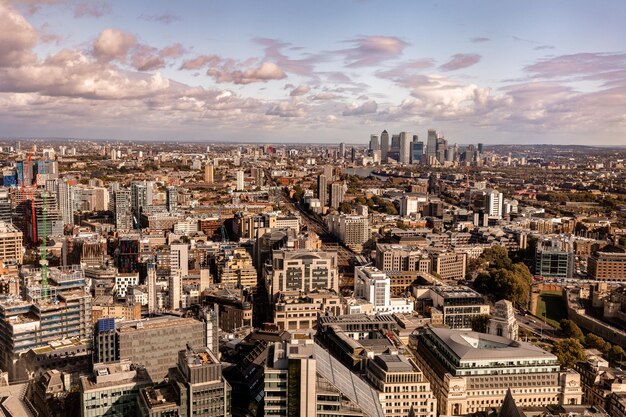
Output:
left=147, top=261, right=157, bottom=314
left=236, top=170, right=245, bottom=191
left=369, top=134, right=380, bottom=151
left=380, top=130, right=390, bottom=162
left=169, top=274, right=181, bottom=310
left=330, top=182, right=346, bottom=209
left=166, top=186, right=178, bottom=212
left=339, top=143, right=346, bottom=159
left=317, top=175, right=328, bottom=207
left=399, top=132, right=412, bottom=164
left=485, top=189, right=504, bottom=219
left=204, top=164, right=214, bottom=183
left=426, top=129, right=437, bottom=161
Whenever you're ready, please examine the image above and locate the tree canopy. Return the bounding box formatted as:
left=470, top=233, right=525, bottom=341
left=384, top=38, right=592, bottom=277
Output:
left=560, top=320, right=584, bottom=340
left=552, top=338, right=585, bottom=368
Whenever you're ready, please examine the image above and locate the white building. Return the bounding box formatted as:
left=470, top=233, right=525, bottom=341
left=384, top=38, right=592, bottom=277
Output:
left=354, top=266, right=413, bottom=313
left=485, top=189, right=504, bottom=219
left=236, top=170, right=245, bottom=191
left=169, top=242, right=188, bottom=277
left=114, top=273, right=139, bottom=300
left=488, top=299, right=519, bottom=340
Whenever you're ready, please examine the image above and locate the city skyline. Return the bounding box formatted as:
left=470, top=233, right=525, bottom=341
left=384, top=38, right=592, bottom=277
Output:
left=1, top=1, right=625, bottom=144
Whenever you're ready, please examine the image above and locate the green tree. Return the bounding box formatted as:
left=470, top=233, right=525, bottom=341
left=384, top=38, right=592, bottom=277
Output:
left=479, top=246, right=513, bottom=270
left=470, top=314, right=492, bottom=333
left=338, top=202, right=352, bottom=213
left=552, top=338, right=585, bottom=368
left=560, top=320, right=584, bottom=340
left=584, top=333, right=609, bottom=352
left=609, top=345, right=625, bottom=363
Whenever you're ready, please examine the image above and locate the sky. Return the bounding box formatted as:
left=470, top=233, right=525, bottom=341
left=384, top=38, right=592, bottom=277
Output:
left=0, top=0, right=625, bottom=145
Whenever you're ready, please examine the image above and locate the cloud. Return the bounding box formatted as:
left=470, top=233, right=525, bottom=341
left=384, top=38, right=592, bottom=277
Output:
left=525, top=52, right=626, bottom=78
left=254, top=37, right=324, bottom=77
left=376, top=58, right=435, bottom=80
left=266, top=101, right=307, bottom=117
left=139, top=13, right=180, bottom=24
left=534, top=45, right=554, bottom=51
left=93, top=28, right=136, bottom=62
left=338, top=36, right=408, bottom=67
left=470, top=37, right=490, bottom=43
left=343, top=100, right=378, bottom=116
left=74, top=1, right=111, bottom=18
left=289, top=85, right=310, bottom=96
left=207, top=61, right=286, bottom=84
left=180, top=54, right=221, bottom=70
left=440, top=53, right=481, bottom=71
left=4, top=0, right=60, bottom=15
left=0, top=3, right=37, bottom=67
left=310, top=92, right=340, bottom=101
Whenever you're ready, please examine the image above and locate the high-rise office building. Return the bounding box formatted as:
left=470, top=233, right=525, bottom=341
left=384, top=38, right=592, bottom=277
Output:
left=399, top=131, right=412, bottom=164
left=93, top=316, right=205, bottom=382
left=317, top=174, right=327, bottom=207
left=204, top=164, right=214, bottom=183
left=426, top=129, right=437, bottom=161
left=411, top=138, right=424, bottom=164
left=330, top=182, right=345, bottom=209
left=339, top=142, right=345, bottom=159
left=169, top=274, right=181, bottom=310
left=236, top=170, right=244, bottom=191
left=380, top=130, right=390, bottom=162
left=369, top=134, right=380, bottom=151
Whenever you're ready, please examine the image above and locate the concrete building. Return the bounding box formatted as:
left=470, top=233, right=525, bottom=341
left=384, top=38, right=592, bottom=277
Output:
left=423, top=286, right=489, bottom=329
left=113, top=189, right=132, bottom=231
left=170, top=242, right=189, bottom=277
left=204, top=164, right=214, bottom=183
left=80, top=360, right=152, bottom=417
left=218, top=247, right=257, bottom=289
left=93, top=316, right=205, bottom=382
left=375, top=243, right=431, bottom=273
left=236, top=170, right=244, bottom=191
left=273, top=290, right=342, bottom=331
left=380, top=130, right=390, bottom=162
left=354, top=266, right=413, bottom=313
left=317, top=174, right=327, bottom=208
left=430, top=251, right=467, bottom=280
left=264, top=338, right=387, bottom=417
left=330, top=182, right=346, bottom=209
left=485, top=189, right=504, bottom=219
left=203, top=286, right=253, bottom=332
left=269, top=249, right=339, bottom=299
left=169, top=347, right=231, bottom=417
left=0, top=222, right=22, bottom=269
left=411, top=327, right=582, bottom=416
left=326, top=214, right=369, bottom=248
left=365, top=354, right=437, bottom=417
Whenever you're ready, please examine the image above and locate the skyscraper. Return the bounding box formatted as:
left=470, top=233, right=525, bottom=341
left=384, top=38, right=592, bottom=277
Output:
left=204, top=164, right=214, bottom=183
left=165, top=186, right=178, bottom=212
left=339, top=142, right=345, bottom=159
left=113, top=189, right=131, bottom=231
left=380, top=130, right=390, bottom=162
left=236, top=170, right=244, bottom=191
left=317, top=174, right=327, bottom=207
left=411, top=138, right=424, bottom=164
left=399, top=131, right=412, bottom=164
left=369, top=134, right=380, bottom=151
left=426, top=129, right=437, bottom=161
left=330, top=182, right=345, bottom=209
left=57, top=180, right=74, bottom=226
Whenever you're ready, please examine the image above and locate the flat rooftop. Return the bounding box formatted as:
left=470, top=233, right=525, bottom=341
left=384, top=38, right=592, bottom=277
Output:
left=428, top=327, right=557, bottom=362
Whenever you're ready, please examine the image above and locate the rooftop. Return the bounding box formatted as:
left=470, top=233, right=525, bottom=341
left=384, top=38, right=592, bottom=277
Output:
left=428, top=327, right=557, bottom=362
